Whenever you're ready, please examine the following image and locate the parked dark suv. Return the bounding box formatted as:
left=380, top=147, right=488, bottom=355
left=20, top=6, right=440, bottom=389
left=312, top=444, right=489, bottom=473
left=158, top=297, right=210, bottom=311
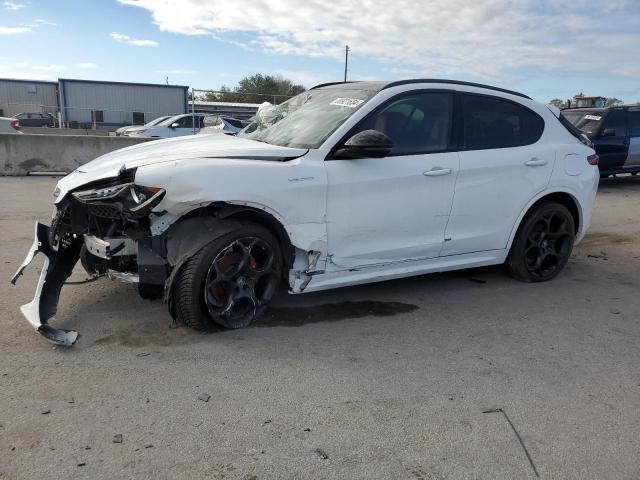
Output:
left=562, top=106, right=640, bottom=177
left=14, top=112, right=57, bottom=128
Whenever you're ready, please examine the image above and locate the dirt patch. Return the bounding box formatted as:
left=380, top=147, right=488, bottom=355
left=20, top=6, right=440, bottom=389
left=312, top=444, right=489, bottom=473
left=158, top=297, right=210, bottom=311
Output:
left=18, top=158, right=49, bottom=171
left=577, top=232, right=636, bottom=249
left=92, top=300, right=419, bottom=345
left=94, top=326, right=200, bottom=347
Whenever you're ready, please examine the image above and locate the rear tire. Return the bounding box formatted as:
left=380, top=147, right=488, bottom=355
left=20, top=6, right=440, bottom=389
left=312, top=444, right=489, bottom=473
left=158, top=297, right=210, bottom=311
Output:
left=173, top=222, right=282, bottom=331
left=505, top=201, right=575, bottom=282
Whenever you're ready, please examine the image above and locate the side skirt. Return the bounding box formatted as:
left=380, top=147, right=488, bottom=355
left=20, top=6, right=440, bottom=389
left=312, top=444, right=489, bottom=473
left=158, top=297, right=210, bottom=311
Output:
left=299, top=249, right=508, bottom=293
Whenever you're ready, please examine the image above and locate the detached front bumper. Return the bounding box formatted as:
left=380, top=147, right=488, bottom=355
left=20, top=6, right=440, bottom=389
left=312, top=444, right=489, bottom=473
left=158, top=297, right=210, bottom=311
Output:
left=10, top=222, right=82, bottom=346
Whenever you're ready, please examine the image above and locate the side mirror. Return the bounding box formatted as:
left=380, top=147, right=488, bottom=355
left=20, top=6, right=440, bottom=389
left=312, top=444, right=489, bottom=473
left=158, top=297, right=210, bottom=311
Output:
left=601, top=128, right=616, bottom=137
left=333, top=130, right=393, bottom=159
left=169, top=122, right=180, bottom=129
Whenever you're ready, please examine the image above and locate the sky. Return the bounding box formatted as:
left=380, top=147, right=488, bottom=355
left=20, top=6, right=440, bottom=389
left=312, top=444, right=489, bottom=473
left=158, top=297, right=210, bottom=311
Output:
left=0, top=0, right=639, bottom=103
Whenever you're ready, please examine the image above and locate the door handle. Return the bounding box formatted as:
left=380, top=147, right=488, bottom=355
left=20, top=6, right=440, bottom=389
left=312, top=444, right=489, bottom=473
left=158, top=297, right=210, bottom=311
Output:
left=524, top=158, right=548, bottom=167
left=423, top=167, right=452, bottom=177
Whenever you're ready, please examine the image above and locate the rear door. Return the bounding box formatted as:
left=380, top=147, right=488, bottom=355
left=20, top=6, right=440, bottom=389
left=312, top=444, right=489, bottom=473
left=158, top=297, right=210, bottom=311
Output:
left=626, top=109, right=640, bottom=169
left=442, top=93, right=553, bottom=256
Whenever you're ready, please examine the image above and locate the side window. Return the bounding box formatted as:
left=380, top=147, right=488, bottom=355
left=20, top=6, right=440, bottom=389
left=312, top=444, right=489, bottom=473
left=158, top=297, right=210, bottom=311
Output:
left=177, top=116, right=193, bottom=128
left=462, top=94, right=543, bottom=150
left=353, top=92, right=453, bottom=155
left=629, top=111, right=640, bottom=137
left=602, top=109, right=628, bottom=137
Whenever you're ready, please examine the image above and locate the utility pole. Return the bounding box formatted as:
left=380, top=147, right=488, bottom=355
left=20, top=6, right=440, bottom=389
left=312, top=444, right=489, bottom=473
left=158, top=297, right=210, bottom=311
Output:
left=343, top=45, right=349, bottom=82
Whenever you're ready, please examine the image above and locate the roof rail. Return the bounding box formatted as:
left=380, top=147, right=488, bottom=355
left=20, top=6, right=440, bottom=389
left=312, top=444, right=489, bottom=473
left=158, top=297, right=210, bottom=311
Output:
left=382, top=79, right=531, bottom=99
left=310, top=81, right=357, bottom=90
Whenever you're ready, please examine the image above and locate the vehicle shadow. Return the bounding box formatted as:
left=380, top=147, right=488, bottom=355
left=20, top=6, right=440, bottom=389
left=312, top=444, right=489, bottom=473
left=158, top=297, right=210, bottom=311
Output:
left=57, top=263, right=509, bottom=347
left=598, top=173, right=640, bottom=189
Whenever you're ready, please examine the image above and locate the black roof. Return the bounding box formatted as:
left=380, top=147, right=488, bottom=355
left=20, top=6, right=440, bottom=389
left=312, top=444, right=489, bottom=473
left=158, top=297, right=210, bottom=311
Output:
left=311, top=79, right=530, bottom=99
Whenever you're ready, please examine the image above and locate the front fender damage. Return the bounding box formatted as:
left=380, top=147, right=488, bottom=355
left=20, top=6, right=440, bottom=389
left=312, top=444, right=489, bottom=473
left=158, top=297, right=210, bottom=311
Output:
left=10, top=222, right=82, bottom=346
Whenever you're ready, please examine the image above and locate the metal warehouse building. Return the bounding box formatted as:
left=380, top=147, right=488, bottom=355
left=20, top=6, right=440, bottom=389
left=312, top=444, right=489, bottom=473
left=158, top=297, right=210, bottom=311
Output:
left=59, top=79, right=188, bottom=128
left=0, top=78, right=59, bottom=118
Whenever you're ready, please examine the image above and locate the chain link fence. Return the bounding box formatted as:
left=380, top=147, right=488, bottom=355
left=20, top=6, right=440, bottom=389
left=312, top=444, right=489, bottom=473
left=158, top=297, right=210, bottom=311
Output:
left=4, top=89, right=296, bottom=132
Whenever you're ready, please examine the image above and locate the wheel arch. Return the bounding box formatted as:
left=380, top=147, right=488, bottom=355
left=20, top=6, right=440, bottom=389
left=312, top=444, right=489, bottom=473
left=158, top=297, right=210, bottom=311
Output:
left=507, top=189, right=582, bottom=250
left=169, top=202, right=295, bottom=274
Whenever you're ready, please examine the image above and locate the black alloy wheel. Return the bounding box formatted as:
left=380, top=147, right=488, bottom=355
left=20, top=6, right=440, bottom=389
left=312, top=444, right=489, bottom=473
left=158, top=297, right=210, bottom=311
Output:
left=506, top=202, right=575, bottom=282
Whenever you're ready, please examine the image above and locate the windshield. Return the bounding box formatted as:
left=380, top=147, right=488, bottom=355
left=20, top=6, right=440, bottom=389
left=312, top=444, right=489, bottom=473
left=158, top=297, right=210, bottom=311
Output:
left=146, top=116, right=170, bottom=127
left=561, top=111, right=604, bottom=135
left=238, top=87, right=378, bottom=148
left=157, top=114, right=183, bottom=126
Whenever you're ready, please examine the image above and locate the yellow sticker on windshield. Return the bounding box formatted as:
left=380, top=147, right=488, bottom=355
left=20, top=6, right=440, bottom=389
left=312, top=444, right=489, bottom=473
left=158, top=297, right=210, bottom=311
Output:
left=330, top=98, right=365, bottom=108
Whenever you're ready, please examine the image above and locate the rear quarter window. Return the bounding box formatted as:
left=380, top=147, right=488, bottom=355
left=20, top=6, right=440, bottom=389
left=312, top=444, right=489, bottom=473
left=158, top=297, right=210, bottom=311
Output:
left=462, top=94, right=544, bottom=150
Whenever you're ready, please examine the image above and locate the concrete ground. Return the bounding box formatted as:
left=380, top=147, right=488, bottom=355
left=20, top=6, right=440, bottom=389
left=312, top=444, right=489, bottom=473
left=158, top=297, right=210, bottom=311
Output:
left=1, top=176, right=639, bottom=480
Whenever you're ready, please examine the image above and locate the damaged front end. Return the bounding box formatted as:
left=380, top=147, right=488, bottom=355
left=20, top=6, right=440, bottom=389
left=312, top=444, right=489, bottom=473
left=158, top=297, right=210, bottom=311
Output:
left=11, top=170, right=167, bottom=346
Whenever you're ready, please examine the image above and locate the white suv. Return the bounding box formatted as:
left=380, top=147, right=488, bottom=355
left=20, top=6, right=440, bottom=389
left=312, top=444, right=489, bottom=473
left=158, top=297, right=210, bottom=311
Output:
left=12, top=79, right=599, bottom=346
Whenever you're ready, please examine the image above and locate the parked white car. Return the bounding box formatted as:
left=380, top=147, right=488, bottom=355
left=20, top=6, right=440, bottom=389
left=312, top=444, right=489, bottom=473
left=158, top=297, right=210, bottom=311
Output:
left=128, top=113, right=211, bottom=138
left=115, top=115, right=171, bottom=136
left=0, top=116, right=22, bottom=134
left=11, top=79, right=599, bottom=346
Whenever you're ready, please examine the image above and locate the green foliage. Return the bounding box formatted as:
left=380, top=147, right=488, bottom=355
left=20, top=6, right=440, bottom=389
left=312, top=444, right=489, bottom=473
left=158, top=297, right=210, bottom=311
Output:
left=548, top=98, right=566, bottom=108
left=199, top=74, right=306, bottom=104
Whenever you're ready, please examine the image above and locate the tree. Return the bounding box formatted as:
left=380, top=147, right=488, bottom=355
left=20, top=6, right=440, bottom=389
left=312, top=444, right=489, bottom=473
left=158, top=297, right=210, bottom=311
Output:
left=605, top=97, right=623, bottom=107
left=201, top=74, right=306, bottom=104
left=548, top=98, right=566, bottom=108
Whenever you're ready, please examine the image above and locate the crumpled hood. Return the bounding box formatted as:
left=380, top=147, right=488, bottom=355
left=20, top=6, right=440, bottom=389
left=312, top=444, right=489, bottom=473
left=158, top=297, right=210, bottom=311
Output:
left=56, top=134, right=307, bottom=201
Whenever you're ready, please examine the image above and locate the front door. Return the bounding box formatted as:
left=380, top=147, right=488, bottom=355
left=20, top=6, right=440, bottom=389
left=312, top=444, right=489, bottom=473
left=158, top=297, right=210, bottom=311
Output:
left=169, top=115, right=201, bottom=137
left=325, top=91, right=458, bottom=269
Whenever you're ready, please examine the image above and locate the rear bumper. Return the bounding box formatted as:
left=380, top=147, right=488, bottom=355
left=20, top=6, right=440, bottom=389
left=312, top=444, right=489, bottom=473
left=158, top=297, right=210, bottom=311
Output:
left=10, top=222, right=82, bottom=346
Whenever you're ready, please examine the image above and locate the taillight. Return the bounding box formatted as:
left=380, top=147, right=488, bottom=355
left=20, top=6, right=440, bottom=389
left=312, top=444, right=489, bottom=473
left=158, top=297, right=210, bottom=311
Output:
left=10, top=119, right=20, bottom=131
left=587, top=154, right=599, bottom=165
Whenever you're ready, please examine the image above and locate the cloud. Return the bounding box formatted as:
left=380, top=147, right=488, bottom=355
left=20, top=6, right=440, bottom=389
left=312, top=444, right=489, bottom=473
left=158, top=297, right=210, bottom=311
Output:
left=75, top=62, right=98, bottom=69
left=0, top=62, right=64, bottom=79
left=111, top=32, right=158, bottom=47
left=0, top=72, right=53, bottom=80
left=117, top=0, right=640, bottom=81
left=3, top=1, right=26, bottom=10
left=0, top=26, right=31, bottom=35
left=0, top=65, right=54, bottom=80
left=32, top=19, right=59, bottom=27
left=31, top=64, right=63, bottom=71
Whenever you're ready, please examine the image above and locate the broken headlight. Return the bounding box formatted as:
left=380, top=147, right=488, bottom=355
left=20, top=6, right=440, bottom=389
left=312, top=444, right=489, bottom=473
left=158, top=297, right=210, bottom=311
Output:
left=72, top=183, right=165, bottom=214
